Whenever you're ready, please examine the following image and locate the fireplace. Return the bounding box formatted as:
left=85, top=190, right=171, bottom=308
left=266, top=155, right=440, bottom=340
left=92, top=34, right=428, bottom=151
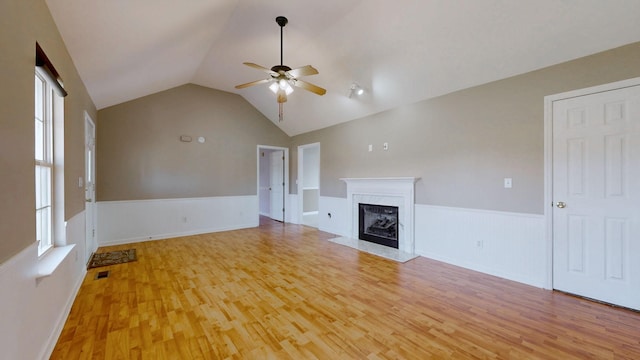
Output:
left=341, top=177, right=419, bottom=255
left=359, top=203, right=399, bottom=248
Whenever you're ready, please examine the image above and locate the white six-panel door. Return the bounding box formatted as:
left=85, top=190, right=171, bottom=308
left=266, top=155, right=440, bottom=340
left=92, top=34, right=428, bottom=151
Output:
left=552, top=84, right=640, bottom=310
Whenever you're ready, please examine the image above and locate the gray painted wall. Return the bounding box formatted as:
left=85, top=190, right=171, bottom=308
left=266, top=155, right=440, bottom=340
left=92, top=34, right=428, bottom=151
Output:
left=291, top=42, right=640, bottom=215
left=0, top=0, right=97, bottom=264
left=97, top=84, right=290, bottom=201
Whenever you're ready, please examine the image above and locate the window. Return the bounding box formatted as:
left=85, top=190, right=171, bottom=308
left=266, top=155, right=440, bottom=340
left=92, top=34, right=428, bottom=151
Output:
left=34, top=44, right=67, bottom=260
left=35, top=68, right=54, bottom=255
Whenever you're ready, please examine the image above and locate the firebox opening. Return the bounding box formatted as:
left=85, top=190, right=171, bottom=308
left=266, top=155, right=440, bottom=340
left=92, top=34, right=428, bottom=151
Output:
left=358, top=203, right=399, bottom=249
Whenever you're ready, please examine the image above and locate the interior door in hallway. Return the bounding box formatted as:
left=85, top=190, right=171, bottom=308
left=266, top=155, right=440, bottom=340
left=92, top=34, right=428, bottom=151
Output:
left=269, top=150, right=284, bottom=222
left=84, top=114, right=97, bottom=264
left=552, top=83, right=640, bottom=310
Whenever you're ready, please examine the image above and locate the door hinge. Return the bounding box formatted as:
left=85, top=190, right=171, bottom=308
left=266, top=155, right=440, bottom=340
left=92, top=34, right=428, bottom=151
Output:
left=92, top=229, right=95, bottom=238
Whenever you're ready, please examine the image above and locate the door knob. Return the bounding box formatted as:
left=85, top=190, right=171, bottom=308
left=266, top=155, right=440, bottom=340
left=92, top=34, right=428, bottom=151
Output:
left=86, top=199, right=92, bottom=203
left=556, top=201, right=566, bottom=208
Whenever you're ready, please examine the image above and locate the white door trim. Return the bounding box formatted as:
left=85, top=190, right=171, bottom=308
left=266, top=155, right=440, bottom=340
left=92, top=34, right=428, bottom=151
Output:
left=543, top=76, right=640, bottom=290
left=297, top=142, right=320, bottom=227
left=257, top=145, right=289, bottom=223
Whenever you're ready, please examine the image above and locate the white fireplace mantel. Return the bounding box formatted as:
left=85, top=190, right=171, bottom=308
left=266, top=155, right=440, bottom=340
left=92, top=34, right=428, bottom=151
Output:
left=341, top=177, right=419, bottom=254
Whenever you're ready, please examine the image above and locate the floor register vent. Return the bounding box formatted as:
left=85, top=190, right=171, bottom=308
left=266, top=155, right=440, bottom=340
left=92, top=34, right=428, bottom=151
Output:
left=95, top=270, right=110, bottom=280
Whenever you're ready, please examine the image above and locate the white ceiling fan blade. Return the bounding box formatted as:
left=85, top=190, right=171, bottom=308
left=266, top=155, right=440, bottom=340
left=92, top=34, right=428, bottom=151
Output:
left=287, top=65, right=318, bottom=78
left=235, top=78, right=270, bottom=89
left=293, top=79, right=326, bottom=96
left=243, top=62, right=278, bottom=76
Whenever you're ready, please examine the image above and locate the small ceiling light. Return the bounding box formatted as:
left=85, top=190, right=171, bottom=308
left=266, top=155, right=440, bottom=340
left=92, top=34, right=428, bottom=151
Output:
left=348, top=82, right=364, bottom=98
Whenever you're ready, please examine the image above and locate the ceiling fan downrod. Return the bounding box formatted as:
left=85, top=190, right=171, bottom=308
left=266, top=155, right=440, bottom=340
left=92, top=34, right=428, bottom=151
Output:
left=276, top=16, right=288, bottom=66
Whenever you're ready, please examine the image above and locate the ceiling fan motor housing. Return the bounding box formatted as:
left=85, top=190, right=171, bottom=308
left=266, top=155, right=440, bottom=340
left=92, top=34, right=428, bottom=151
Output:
left=271, top=65, right=292, bottom=73
left=276, top=16, right=288, bottom=27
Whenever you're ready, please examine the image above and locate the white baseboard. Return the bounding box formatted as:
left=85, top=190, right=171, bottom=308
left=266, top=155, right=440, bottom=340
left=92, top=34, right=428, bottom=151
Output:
left=97, top=195, right=259, bottom=246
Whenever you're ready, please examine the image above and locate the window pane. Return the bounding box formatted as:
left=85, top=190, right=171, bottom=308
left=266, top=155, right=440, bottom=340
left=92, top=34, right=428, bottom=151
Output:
left=35, top=75, right=44, bottom=120
left=46, top=87, right=54, bottom=162
left=36, top=208, right=42, bottom=244
left=35, top=165, right=52, bottom=209
left=42, top=166, right=51, bottom=207
left=37, top=206, right=52, bottom=252
left=87, top=150, right=92, bottom=182
left=35, top=119, right=44, bottom=161
left=42, top=206, right=51, bottom=248
left=35, top=166, right=41, bottom=209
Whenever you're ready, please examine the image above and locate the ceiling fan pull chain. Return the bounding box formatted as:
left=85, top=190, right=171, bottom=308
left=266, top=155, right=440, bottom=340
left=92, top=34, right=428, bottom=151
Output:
left=279, top=103, right=284, bottom=122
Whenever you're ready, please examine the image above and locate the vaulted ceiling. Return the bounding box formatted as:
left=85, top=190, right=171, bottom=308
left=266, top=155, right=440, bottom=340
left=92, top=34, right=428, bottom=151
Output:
left=45, top=0, right=640, bottom=136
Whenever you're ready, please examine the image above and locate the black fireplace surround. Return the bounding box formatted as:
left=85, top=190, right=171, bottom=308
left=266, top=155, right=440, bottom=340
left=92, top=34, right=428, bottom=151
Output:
left=358, top=203, right=399, bottom=248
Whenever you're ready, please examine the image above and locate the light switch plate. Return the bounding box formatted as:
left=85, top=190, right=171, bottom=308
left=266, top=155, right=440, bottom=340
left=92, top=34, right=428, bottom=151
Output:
left=504, top=178, right=512, bottom=188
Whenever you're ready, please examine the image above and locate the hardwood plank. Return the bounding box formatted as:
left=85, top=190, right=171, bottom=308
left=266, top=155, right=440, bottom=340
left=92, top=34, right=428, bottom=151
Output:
left=51, top=217, right=640, bottom=359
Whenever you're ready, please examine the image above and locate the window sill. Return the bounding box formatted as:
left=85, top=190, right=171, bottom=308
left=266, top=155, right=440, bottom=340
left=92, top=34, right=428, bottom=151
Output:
left=37, top=244, right=75, bottom=279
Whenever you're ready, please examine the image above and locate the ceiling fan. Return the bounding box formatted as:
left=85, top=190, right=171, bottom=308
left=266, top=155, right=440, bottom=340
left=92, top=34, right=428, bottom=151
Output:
left=235, top=16, right=326, bottom=121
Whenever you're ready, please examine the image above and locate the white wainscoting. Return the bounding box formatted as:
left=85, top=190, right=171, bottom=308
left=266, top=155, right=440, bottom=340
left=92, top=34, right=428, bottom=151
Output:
left=415, top=204, right=547, bottom=288
left=318, top=196, right=349, bottom=237
left=0, top=211, right=86, bottom=360
left=97, top=196, right=259, bottom=246
left=287, top=194, right=299, bottom=224
left=315, top=197, right=547, bottom=288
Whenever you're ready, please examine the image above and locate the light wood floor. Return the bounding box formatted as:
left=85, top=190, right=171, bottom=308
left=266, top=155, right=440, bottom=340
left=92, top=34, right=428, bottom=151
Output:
left=51, top=217, right=640, bottom=359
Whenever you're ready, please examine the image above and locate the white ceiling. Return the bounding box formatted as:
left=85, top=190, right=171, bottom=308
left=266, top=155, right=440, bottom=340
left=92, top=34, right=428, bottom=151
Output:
left=45, top=0, right=640, bottom=136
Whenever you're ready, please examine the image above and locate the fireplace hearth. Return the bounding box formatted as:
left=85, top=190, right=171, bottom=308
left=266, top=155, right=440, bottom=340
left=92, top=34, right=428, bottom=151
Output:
left=359, top=203, right=399, bottom=248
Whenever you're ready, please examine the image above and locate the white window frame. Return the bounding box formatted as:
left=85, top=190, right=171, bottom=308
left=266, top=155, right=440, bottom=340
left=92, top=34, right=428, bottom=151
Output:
left=35, top=67, right=56, bottom=256
left=34, top=67, right=66, bottom=256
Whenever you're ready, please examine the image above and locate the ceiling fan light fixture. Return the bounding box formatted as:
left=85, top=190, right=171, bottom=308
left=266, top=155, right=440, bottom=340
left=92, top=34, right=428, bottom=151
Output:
left=280, top=79, right=294, bottom=95
left=269, top=80, right=294, bottom=96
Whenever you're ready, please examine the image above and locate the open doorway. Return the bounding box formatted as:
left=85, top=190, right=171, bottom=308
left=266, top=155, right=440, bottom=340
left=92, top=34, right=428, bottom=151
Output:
left=257, top=145, right=289, bottom=223
left=297, top=143, right=320, bottom=228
